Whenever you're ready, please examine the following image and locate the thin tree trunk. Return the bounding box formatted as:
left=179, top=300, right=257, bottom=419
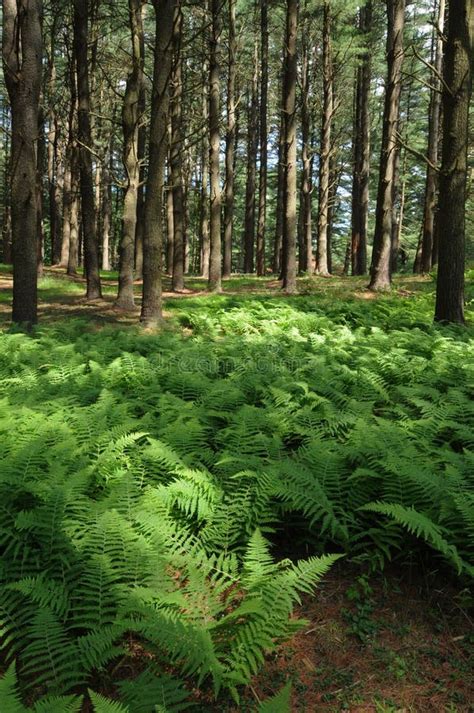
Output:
left=274, top=97, right=286, bottom=275
left=67, top=149, right=80, bottom=275
left=2, top=0, right=43, bottom=325
left=101, top=158, right=112, bottom=271
left=223, top=0, right=236, bottom=278
left=36, top=108, right=45, bottom=278
left=316, top=2, right=333, bottom=277
left=200, top=54, right=210, bottom=278
left=47, top=18, right=61, bottom=265
left=243, top=66, right=258, bottom=274
left=171, top=4, right=186, bottom=292
left=420, top=0, right=445, bottom=273
left=256, top=0, right=268, bottom=277
left=434, top=0, right=472, bottom=324
left=73, top=0, right=102, bottom=299
left=369, top=0, right=405, bottom=291
left=351, top=0, right=372, bottom=276
left=134, top=39, right=147, bottom=282
left=208, top=0, right=222, bottom=291
left=166, top=164, right=174, bottom=274
left=282, top=0, right=298, bottom=293
left=298, top=20, right=313, bottom=274
left=140, top=0, right=175, bottom=326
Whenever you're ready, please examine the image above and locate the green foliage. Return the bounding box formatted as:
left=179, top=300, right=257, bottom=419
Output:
left=0, top=287, right=472, bottom=708
left=258, top=682, right=292, bottom=712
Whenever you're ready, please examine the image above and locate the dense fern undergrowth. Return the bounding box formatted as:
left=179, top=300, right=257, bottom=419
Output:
left=0, top=279, right=473, bottom=710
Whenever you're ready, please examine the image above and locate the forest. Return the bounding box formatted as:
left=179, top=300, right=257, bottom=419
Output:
left=0, top=0, right=473, bottom=711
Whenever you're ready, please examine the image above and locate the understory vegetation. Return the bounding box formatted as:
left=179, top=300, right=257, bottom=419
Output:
left=0, top=272, right=473, bottom=711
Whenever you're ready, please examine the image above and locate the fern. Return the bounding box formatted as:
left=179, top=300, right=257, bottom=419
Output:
left=258, top=682, right=292, bottom=713
left=89, top=691, right=130, bottom=713
left=361, top=503, right=463, bottom=573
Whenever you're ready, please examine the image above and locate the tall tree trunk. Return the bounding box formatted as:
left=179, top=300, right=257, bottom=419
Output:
left=2, top=99, right=12, bottom=264
left=67, top=149, right=80, bottom=275
left=101, top=156, right=112, bottom=271
left=256, top=0, right=268, bottom=277
left=2, top=0, right=43, bottom=326
left=298, top=19, right=313, bottom=274
left=316, top=2, right=333, bottom=277
left=369, top=0, right=405, bottom=291
left=282, top=0, right=298, bottom=293
left=208, top=0, right=222, bottom=291
left=223, top=0, right=236, bottom=278
left=243, top=64, right=258, bottom=274
left=274, top=97, right=286, bottom=275
left=36, top=108, right=45, bottom=278
left=117, top=0, right=144, bottom=308
left=434, top=0, right=472, bottom=324
left=170, top=4, right=186, bottom=292
left=390, top=143, right=401, bottom=274
left=73, top=0, right=102, bottom=299
left=134, top=80, right=146, bottom=280
left=199, top=55, right=210, bottom=278
left=47, top=18, right=61, bottom=265
left=351, top=0, right=372, bottom=276
left=166, top=164, right=174, bottom=274
left=140, top=0, right=175, bottom=326
left=420, top=0, right=445, bottom=273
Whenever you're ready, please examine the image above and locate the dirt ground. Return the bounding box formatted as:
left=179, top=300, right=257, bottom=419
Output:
left=229, top=566, right=473, bottom=712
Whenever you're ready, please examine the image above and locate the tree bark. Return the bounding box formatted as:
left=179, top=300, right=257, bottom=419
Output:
left=298, top=20, right=313, bottom=274
left=208, top=0, right=222, bottom=291
left=2, top=0, right=43, bottom=325
left=140, top=0, right=175, bottom=326
left=256, top=0, right=268, bottom=277
left=281, top=0, right=298, bottom=293
left=223, top=0, right=237, bottom=278
left=316, top=2, right=333, bottom=277
left=67, top=149, right=80, bottom=276
left=351, top=0, right=372, bottom=276
left=73, top=0, right=102, bottom=299
left=369, top=0, right=405, bottom=291
left=274, top=94, right=286, bottom=275
left=434, top=0, right=472, bottom=324
left=243, top=60, right=258, bottom=275
left=420, top=0, right=445, bottom=274
left=116, top=0, right=145, bottom=308
left=170, top=4, right=186, bottom=292
left=199, top=53, right=210, bottom=278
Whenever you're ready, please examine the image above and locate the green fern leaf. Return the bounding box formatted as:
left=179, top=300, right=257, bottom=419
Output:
left=89, top=691, right=130, bottom=713
left=258, top=682, right=292, bottom=713
left=0, top=663, right=28, bottom=713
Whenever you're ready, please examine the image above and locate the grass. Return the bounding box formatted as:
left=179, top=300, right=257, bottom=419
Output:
left=0, top=266, right=472, bottom=711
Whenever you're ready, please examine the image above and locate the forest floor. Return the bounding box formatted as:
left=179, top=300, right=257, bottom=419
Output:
left=0, top=264, right=443, bottom=329
left=224, top=563, right=473, bottom=712
left=0, top=265, right=473, bottom=712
